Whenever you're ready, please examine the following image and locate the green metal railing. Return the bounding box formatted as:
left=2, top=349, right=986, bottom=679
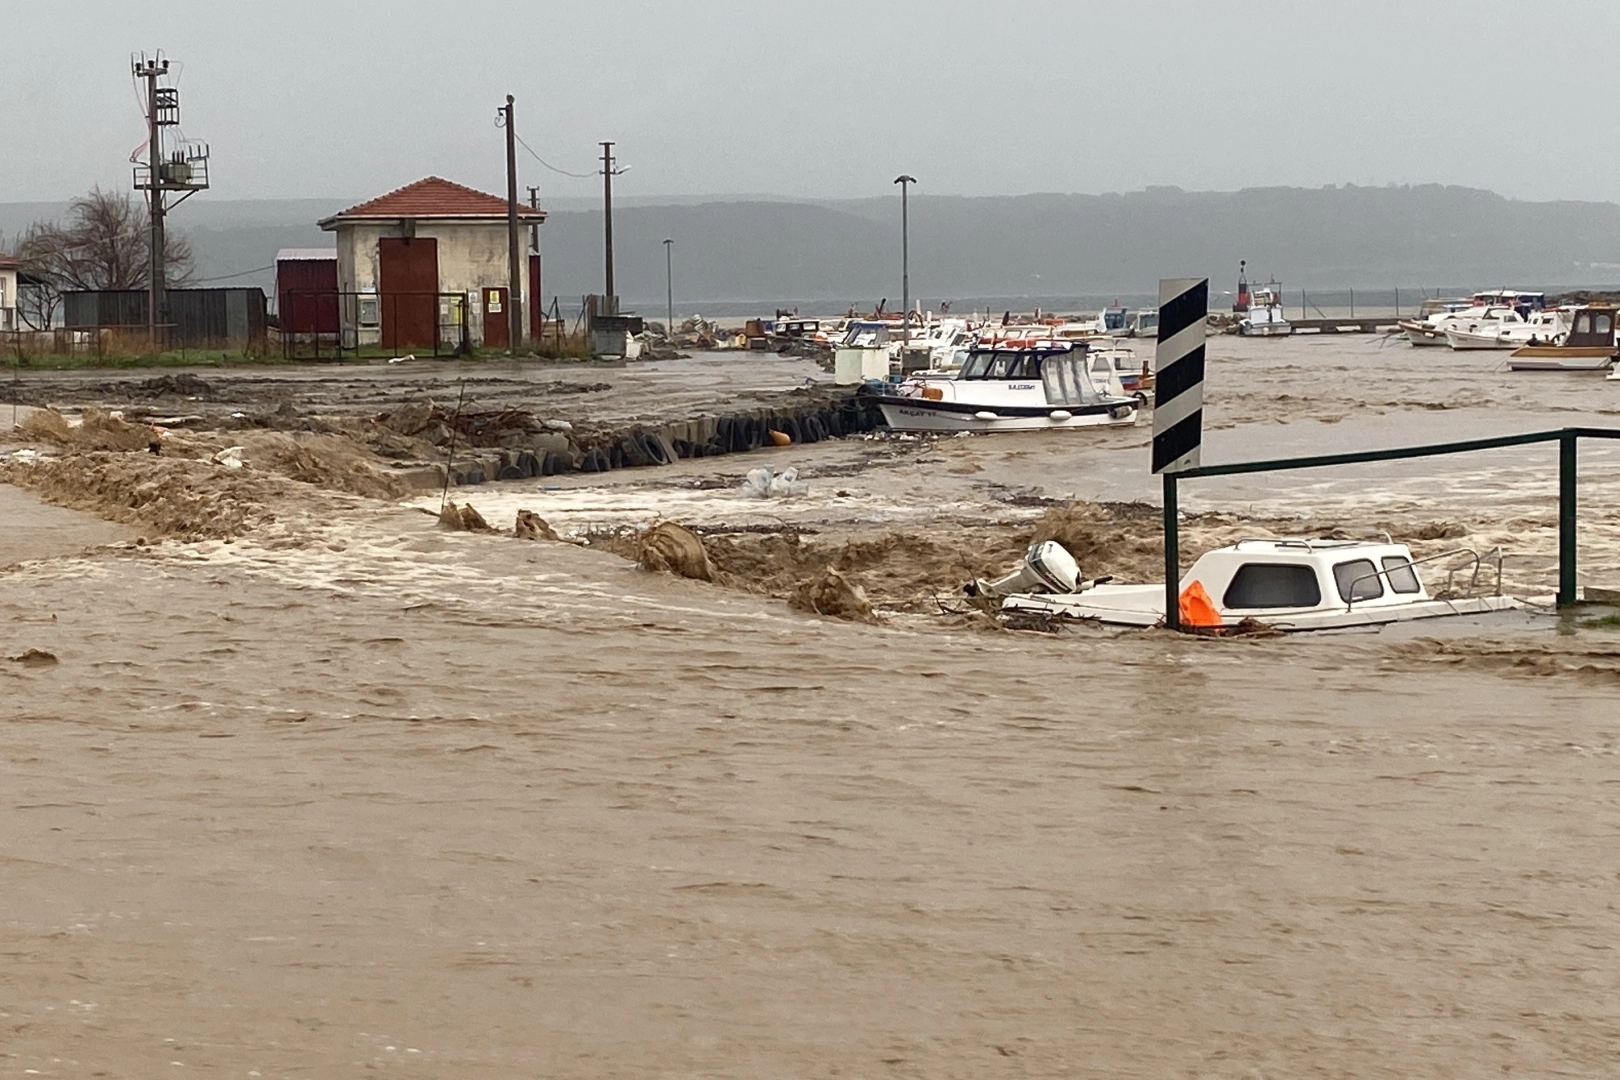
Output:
left=1161, top=427, right=1620, bottom=630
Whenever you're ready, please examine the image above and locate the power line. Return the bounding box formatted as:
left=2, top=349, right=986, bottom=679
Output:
left=512, top=132, right=597, bottom=179
left=191, top=263, right=275, bottom=283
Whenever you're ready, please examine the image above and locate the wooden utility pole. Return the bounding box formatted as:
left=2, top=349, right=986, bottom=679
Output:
left=502, top=95, right=524, bottom=350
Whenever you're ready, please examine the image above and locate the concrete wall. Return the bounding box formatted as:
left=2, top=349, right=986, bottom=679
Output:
left=328, top=219, right=531, bottom=349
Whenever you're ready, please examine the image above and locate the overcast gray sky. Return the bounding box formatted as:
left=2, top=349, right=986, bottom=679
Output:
left=10, top=0, right=1620, bottom=206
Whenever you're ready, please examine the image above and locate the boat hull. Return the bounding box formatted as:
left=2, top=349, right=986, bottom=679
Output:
left=1507, top=352, right=1615, bottom=372
left=1400, top=322, right=1449, bottom=346
left=1001, top=591, right=1520, bottom=631
left=875, top=396, right=1136, bottom=433
left=1444, top=329, right=1514, bottom=350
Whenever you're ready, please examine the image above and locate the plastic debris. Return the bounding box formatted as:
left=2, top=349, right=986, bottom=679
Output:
left=741, top=466, right=808, bottom=499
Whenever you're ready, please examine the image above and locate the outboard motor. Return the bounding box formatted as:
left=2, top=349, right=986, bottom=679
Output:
left=966, top=541, right=1082, bottom=598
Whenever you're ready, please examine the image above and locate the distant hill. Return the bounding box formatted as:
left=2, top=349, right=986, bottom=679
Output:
left=7, top=184, right=1620, bottom=313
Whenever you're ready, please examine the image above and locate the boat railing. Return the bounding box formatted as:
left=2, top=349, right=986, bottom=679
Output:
left=1232, top=537, right=1318, bottom=552
left=1343, top=546, right=1503, bottom=611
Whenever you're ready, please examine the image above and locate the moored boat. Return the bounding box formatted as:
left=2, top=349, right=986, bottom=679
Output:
left=1509, top=304, right=1619, bottom=371
left=871, top=341, right=1138, bottom=433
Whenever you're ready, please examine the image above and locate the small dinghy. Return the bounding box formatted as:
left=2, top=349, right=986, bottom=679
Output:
left=994, top=537, right=1518, bottom=632
left=871, top=341, right=1138, bottom=433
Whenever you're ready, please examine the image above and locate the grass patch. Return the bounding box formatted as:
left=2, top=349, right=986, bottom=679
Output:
left=1579, top=613, right=1620, bottom=629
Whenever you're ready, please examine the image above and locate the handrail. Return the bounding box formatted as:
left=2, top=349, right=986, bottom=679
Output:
left=1342, top=547, right=1498, bottom=611
left=1173, top=426, right=1620, bottom=481
left=1232, top=537, right=1317, bottom=552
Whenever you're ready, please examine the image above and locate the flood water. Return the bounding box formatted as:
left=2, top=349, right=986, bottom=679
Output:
left=3, top=333, right=1620, bottom=1077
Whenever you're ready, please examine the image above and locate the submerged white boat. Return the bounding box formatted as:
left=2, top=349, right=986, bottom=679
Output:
left=998, top=537, right=1517, bottom=632
left=873, top=341, right=1138, bottom=433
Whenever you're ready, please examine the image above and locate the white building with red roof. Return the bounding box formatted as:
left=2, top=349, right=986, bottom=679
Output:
left=318, top=176, right=546, bottom=352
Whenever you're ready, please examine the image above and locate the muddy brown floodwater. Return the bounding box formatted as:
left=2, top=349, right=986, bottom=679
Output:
left=3, top=337, right=1620, bottom=1077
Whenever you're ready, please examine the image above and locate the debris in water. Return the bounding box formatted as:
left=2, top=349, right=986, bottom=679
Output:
left=741, top=466, right=808, bottom=499
left=514, top=509, right=560, bottom=541
left=790, top=566, right=877, bottom=623
left=10, top=648, right=59, bottom=667
left=637, top=522, right=713, bottom=581
left=438, top=501, right=495, bottom=533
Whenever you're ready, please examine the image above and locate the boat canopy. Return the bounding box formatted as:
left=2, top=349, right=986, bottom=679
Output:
left=1564, top=306, right=1617, bottom=348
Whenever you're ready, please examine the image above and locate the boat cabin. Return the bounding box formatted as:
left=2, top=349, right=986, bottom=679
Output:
left=1562, top=305, right=1617, bottom=348
left=1471, top=290, right=1545, bottom=318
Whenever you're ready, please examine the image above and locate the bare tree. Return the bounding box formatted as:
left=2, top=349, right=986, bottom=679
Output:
left=14, top=188, right=194, bottom=328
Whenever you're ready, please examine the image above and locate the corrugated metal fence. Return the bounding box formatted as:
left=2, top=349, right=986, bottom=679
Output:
left=63, top=288, right=268, bottom=349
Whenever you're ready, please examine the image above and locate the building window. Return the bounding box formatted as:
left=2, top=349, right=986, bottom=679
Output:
left=358, top=296, right=379, bottom=327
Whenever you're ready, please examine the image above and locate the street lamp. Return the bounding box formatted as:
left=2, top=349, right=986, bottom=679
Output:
left=893, top=174, right=916, bottom=354
left=663, top=238, right=674, bottom=338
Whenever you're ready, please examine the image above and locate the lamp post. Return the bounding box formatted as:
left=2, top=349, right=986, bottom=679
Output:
left=663, top=238, right=674, bottom=338
left=893, top=174, right=916, bottom=354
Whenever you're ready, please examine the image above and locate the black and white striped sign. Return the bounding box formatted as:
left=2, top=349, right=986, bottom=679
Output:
left=1152, top=277, right=1208, bottom=474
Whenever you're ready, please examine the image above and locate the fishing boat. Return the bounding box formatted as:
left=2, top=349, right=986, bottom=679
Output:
left=871, top=341, right=1138, bottom=433
left=1439, top=306, right=1542, bottom=350
left=1126, top=309, right=1158, bottom=338
left=1401, top=290, right=1548, bottom=346
left=1509, top=304, right=1619, bottom=371
left=1230, top=262, right=1290, bottom=337
left=997, top=537, right=1517, bottom=631
left=1238, top=281, right=1291, bottom=336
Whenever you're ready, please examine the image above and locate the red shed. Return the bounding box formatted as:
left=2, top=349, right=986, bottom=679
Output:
left=276, top=248, right=339, bottom=337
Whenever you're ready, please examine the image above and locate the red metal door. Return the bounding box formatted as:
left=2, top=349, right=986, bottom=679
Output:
left=378, top=237, right=438, bottom=350
left=482, top=287, right=510, bottom=349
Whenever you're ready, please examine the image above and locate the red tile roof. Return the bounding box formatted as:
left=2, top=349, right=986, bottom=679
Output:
left=320, top=177, right=546, bottom=226
left=0, top=252, right=19, bottom=270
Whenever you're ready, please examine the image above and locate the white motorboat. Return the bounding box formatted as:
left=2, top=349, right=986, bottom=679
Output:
left=872, top=341, right=1138, bottom=433
left=1440, top=306, right=1552, bottom=350
left=1125, top=309, right=1158, bottom=338
left=998, top=537, right=1518, bottom=632
left=1237, top=281, right=1291, bottom=337
left=1402, top=290, right=1548, bottom=346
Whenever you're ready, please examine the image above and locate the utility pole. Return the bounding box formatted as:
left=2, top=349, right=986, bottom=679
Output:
left=502, top=95, right=524, bottom=350
left=601, top=141, right=618, bottom=307
left=894, top=174, right=917, bottom=354
left=132, top=52, right=208, bottom=350
left=135, top=55, right=169, bottom=346
left=663, top=238, right=674, bottom=335
left=528, top=185, right=541, bottom=345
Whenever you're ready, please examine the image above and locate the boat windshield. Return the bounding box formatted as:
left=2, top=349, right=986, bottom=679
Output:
left=1041, top=354, right=1104, bottom=406
left=958, top=349, right=1042, bottom=380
